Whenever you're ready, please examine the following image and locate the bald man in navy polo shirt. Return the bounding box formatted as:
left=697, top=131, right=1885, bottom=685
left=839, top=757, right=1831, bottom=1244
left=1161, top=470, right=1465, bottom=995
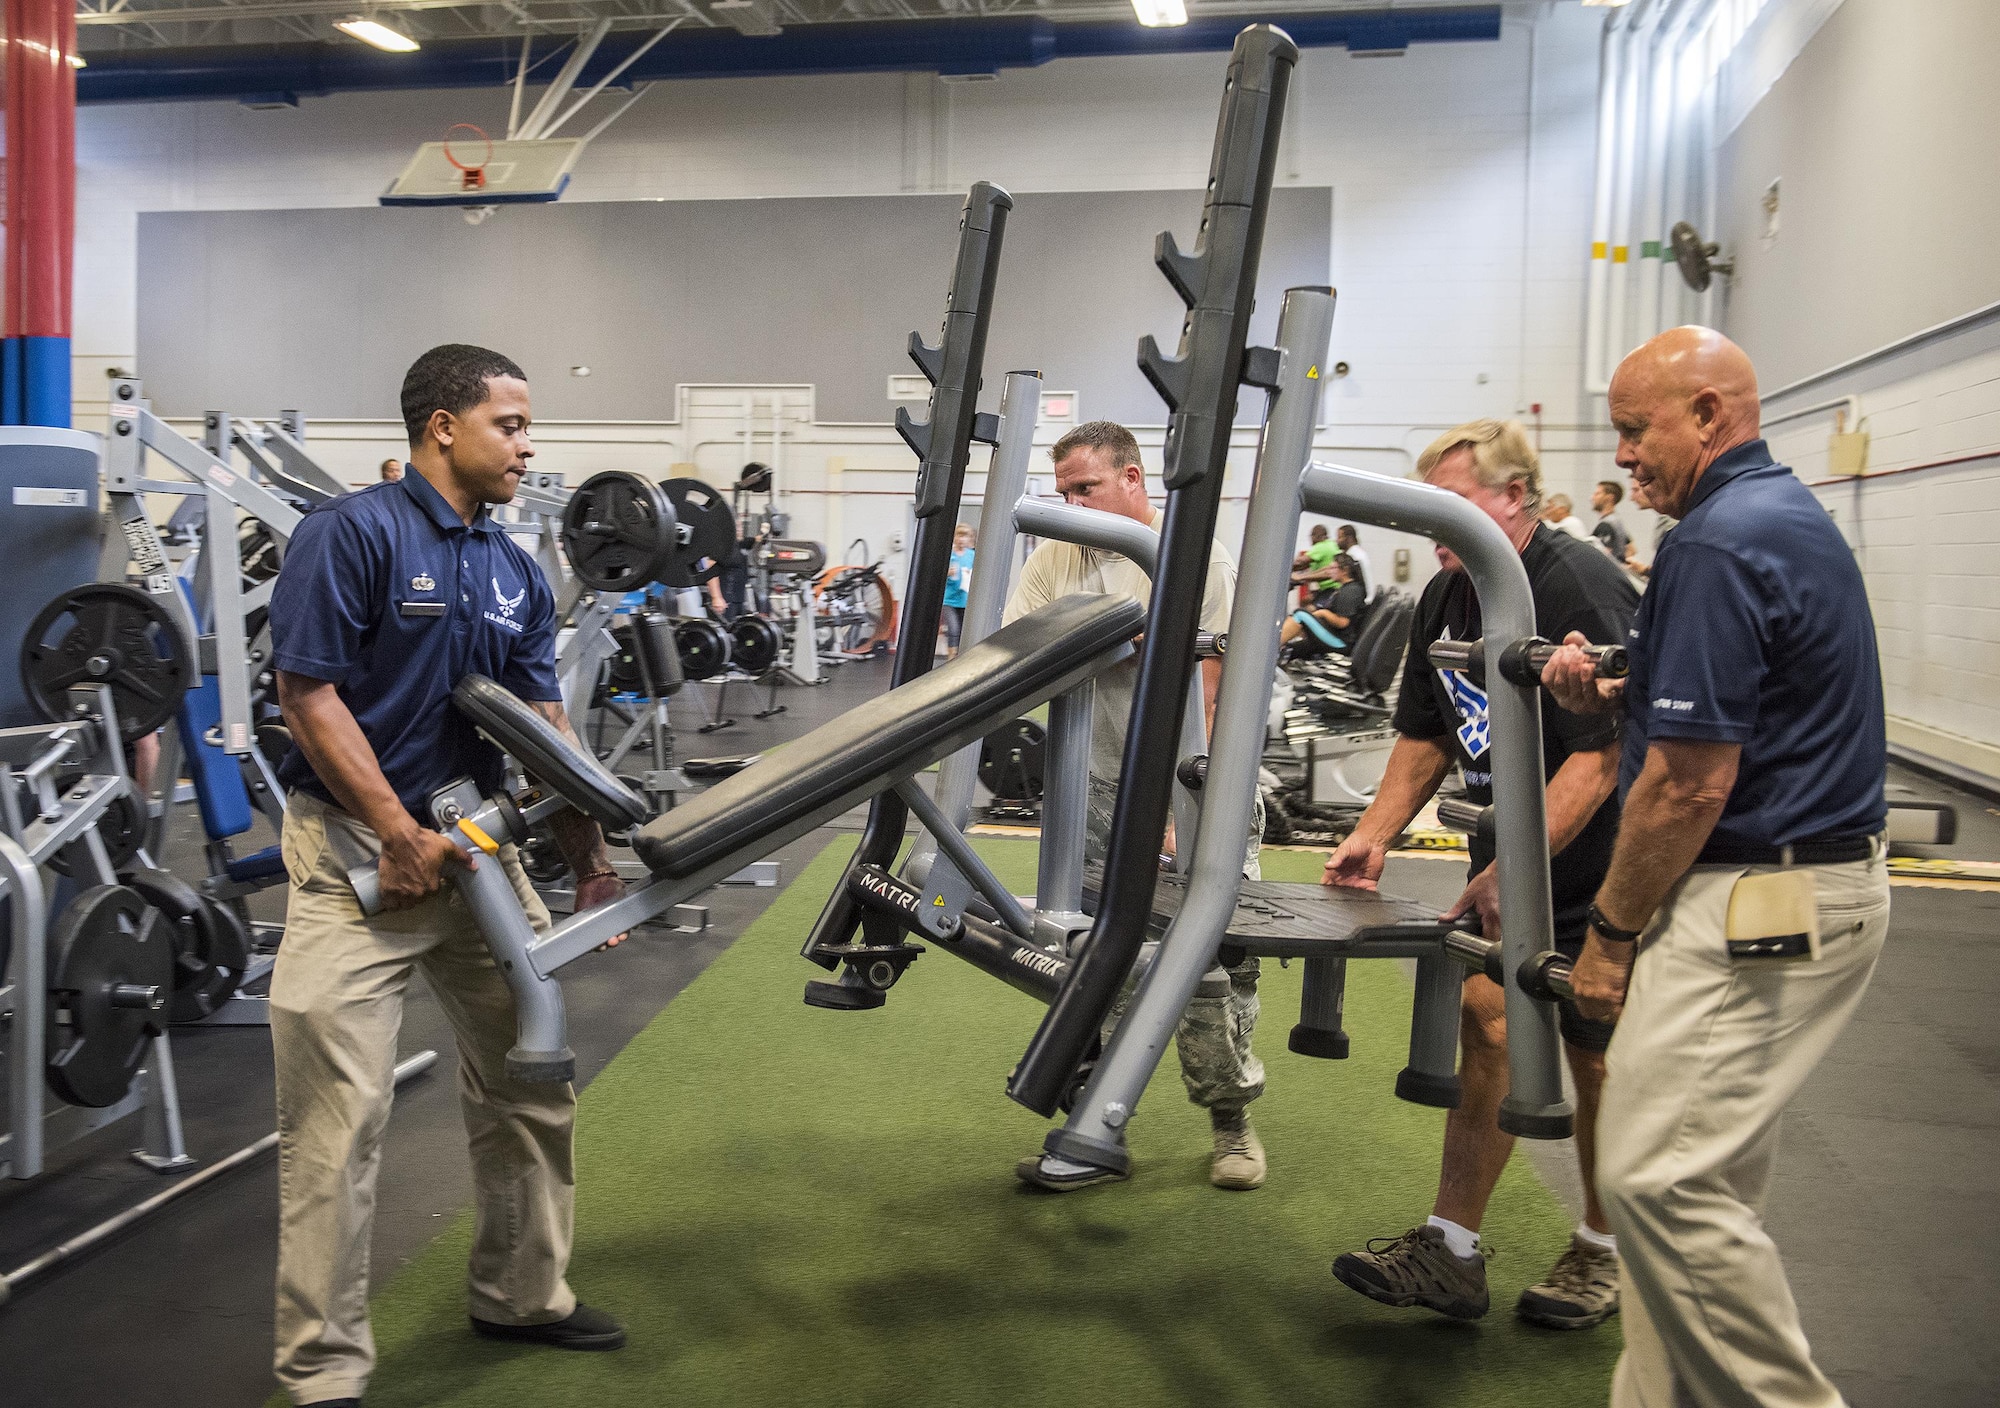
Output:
left=1547, top=327, right=1888, bottom=1408
left=268, top=345, right=628, bottom=1408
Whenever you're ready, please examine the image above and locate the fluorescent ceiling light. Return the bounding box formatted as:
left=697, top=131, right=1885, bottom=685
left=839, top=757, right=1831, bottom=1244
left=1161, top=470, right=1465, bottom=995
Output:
left=335, top=17, right=420, bottom=51
left=1581, top=0, right=1634, bottom=8
left=1132, top=0, right=1187, bottom=27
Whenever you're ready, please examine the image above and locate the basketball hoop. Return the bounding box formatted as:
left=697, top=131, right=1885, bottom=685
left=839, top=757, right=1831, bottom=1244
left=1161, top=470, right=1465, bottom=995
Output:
left=441, top=123, right=493, bottom=192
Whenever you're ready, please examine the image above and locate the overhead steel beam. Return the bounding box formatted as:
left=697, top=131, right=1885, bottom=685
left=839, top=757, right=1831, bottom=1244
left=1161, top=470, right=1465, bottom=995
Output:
left=77, top=6, right=1500, bottom=100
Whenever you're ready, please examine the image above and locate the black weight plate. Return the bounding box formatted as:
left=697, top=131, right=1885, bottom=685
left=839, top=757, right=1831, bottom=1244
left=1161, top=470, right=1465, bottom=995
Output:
left=658, top=478, right=739, bottom=588
left=45, top=884, right=173, bottom=1108
left=729, top=616, right=784, bottom=676
left=978, top=718, right=1048, bottom=802
left=122, top=868, right=248, bottom=1024
left=22, top=583, right=195, bottom=742
left=520, top=830, right=571, bottom=884
left=675, top=618, right=732, bottom=680
left=562, top=471, right=678, bottom=592
left=47, top=787, right=147, bottom=879
left=606, top=623, right=645, bottom=693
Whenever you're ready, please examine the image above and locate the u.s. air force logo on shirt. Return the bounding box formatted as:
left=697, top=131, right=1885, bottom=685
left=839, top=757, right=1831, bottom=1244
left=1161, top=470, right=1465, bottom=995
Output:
left=484, top=576, right=528, bottom=633
left=1435, top=633, right=1491, bottom=759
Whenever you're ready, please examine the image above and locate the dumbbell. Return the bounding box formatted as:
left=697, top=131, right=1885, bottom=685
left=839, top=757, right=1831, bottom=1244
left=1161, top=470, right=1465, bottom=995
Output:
left=1442, top=929, right=1575, bottom=1003
left=1426, top=636, right=1626, bottom=689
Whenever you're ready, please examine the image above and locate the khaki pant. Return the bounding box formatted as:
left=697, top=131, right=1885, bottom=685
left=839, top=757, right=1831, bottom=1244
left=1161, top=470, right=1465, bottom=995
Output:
left=1598, top=850, right=1890, bottom=1408
left=272, top=791, right=579, bottom=1406
left=1087, top=775, right=1267, bottom=1112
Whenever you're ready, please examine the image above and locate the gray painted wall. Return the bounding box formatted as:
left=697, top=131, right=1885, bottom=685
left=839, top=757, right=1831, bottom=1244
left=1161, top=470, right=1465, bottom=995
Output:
left=137, top=187, right=1330, bottom=426
left=1717, top=0, right=2000, bottom=387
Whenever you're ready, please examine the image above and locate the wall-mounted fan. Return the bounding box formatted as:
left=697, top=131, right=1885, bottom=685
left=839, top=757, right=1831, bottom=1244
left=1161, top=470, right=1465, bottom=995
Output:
left=1670, top=221, right=1735, bottom=292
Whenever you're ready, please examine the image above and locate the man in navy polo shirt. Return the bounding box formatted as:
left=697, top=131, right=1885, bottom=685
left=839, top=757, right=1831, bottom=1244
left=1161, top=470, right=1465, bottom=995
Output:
left=268, top=345, right=628, bottom=1408
left=1547, top=326, right=1888, bottom=1408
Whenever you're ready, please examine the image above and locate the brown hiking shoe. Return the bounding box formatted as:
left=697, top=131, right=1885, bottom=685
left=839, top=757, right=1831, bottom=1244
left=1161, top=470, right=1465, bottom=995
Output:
left=1210, top=1110, right=1266, bottom=1190
left=1332, top=1224, right=1490, bottom=1320
left=1516, top=1233, right=1620, bottom=1329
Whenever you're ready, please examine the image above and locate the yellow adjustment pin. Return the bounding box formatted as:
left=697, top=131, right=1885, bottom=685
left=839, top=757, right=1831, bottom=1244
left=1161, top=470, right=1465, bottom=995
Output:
left=456, top=817, right=501, bottom=855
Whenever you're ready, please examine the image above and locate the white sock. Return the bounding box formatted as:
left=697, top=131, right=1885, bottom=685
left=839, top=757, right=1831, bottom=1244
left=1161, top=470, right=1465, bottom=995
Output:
left=1426, top=1215, right=1481, bottom=1260
left=1575, top=1221, right=1617, bottom=1254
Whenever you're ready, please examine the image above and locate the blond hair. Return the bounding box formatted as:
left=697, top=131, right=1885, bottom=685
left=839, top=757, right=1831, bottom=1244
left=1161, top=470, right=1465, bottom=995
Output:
left=1415, top=419, right=1543, bottom=515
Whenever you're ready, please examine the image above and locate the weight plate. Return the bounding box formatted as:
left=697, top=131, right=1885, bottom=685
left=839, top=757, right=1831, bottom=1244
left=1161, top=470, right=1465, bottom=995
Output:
left=658, top=479, right=739, bottom=588
left=45, top=884, right=173, bottom=1108
left=606, top=623, right=645, bottom=693
left=729, top=616, right=784, bottom=676
left=520, top=831, right=571, bottom=885
left=21, top=583, right=195, bottom=742
left=122, top=868, right=249, bottom=1024
left=562, top=471, right=679, bottom=593
left=47, top=786, right=147, bottom=879
left=978, top=718, right=1048, bottom=802
left=675, top=618, right=733, bottom=680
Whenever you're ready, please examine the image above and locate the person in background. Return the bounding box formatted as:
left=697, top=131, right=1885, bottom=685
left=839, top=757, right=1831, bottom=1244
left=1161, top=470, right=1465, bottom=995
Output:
left=1324, top=418, right=1637, bottom=1332
left=1337, top=524, right=1376, bottom=601
left=705, top=497, right=750, bottom=622
left=1591, top=480, right=1632, bottom=565
left=1541, top=494, right=1596, bottom=543
left=1280, top=553, right=1366, bottom=655
left=941, top=523, right=975, bottom=658
left=1004, top=419, right=1267, bottom=1194
left=1546, top=327, right=1888, bottom=1408
left=379, top=457, right=404, bottom=483
left=1292, top=524, right=1339, bottom=606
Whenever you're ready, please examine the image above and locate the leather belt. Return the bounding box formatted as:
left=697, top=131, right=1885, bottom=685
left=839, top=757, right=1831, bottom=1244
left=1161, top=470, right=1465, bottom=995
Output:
left=1697, top=833, right=1881, bottom=867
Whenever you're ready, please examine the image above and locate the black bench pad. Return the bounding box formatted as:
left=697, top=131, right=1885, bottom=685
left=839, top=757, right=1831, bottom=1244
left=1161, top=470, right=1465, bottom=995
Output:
left=453, top=675, right=649, bottom=831
left=635, top=592, right=1144, bottom=879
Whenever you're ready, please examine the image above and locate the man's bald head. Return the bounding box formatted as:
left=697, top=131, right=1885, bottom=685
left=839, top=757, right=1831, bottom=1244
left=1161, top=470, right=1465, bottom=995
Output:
left=1607, top=326, right=1761, bottom=519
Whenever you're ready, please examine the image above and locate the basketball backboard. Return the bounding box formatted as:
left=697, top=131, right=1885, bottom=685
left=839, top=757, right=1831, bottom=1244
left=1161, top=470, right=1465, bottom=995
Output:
left=380, top=129, right=585, bottom=208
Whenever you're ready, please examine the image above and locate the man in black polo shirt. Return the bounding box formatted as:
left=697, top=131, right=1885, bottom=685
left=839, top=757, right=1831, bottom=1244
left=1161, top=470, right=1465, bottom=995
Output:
left=268, top=345, right=629, bottom=1408
left=1547, top=327, right=1888, bottom=1408
left=1324, top=419, right=1638, bottom=1328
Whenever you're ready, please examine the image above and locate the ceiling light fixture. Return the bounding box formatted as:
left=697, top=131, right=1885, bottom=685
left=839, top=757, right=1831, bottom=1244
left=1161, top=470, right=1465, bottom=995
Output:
left=1581, top=1, right=1634, bottom=8
left=335, top=17, right=420, bottom=51
left=1131, top=0, right=1188, bottom=28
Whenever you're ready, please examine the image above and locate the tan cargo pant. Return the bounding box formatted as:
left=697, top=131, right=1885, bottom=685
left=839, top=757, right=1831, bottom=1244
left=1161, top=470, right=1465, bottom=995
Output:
left=1087, top=775, right=1267, bottom=1112
left=271, top=791, right=579, bottom=1406
left=1598, top=849, right=1890, bottom=1408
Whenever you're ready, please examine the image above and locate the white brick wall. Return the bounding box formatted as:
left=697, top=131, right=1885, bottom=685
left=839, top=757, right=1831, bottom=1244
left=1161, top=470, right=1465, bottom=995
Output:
left=1765, top=317, right=2000, bottom=767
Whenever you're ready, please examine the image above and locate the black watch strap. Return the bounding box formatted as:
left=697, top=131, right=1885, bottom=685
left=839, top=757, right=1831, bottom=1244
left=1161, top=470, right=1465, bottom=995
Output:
left=1587, top=902, right=1643, bottom=945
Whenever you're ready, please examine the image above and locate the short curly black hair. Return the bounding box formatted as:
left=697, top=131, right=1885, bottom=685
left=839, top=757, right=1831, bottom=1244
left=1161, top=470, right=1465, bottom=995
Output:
left=400, top=343, right=527, bottom=448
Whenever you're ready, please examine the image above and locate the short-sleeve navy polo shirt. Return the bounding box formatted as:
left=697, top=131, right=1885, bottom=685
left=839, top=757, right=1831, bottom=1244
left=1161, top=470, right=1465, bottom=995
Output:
left=1621, top=438, right=1886, bottom=852
left=270, top=467, right=562, bottom=818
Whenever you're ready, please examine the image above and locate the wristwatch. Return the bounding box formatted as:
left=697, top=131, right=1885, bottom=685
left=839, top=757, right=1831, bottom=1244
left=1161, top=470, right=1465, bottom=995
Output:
left=1586, top=902, right=1643, bottom=945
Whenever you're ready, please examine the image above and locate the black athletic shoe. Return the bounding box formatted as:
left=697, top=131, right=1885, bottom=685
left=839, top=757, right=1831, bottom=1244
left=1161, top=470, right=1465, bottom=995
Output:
left=1332, top=1224, right=1491, bottom=1320
left=1014, top=1153, right=1129, bottom=1191
left=302, top=1400, right=361, bottom=1407
left=470, top=1303, right=626, bottom=1351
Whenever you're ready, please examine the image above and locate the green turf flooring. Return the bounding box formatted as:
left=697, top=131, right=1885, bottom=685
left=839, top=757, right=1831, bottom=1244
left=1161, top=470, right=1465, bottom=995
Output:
left=350, top=840, right=1620, bottom=1407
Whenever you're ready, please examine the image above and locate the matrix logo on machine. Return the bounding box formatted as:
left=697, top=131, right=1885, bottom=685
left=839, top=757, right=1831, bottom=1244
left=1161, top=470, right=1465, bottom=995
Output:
left=485, top=577, right=528, bottom=633
left=1010, top=948, right=1065, bottom=980
left=1435, top=636, right=1491, bottom=759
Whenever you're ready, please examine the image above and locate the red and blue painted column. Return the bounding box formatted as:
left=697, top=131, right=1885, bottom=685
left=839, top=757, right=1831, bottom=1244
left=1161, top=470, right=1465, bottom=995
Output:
left=2, top=0, right=78, bottom=427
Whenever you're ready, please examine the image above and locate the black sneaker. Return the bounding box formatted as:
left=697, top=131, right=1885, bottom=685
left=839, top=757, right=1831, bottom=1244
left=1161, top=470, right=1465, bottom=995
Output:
left=1515, top=1234, right=1620, bottom=1329
left=470, top=1303, right=626, bottom=1351
left=1332, top=1224, right=1491, bottom=1320
left=302, top=1401, right=361, bottom=1407
left=1014, top=1153, right=1129, bottom=1191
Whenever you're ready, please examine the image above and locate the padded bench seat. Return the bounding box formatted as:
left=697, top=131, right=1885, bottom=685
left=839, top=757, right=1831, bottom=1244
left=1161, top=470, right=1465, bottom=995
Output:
left=634, top=592, right=1145, bottom=880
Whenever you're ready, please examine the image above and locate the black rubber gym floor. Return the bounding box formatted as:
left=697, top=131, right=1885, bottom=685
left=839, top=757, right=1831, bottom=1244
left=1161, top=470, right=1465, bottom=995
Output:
left=0, top=652, right=1993, bottom=1406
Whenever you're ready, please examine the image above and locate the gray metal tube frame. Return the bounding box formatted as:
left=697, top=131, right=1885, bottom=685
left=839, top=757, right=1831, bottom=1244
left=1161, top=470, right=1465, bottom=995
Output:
left=1296, top=468, right=1566, bottom=1135
left=1046, top=286, right=1334, bottom=1170
left=905, top=369, right=1042, bottom=909
left=0, top=835, right=49, bottom=1179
